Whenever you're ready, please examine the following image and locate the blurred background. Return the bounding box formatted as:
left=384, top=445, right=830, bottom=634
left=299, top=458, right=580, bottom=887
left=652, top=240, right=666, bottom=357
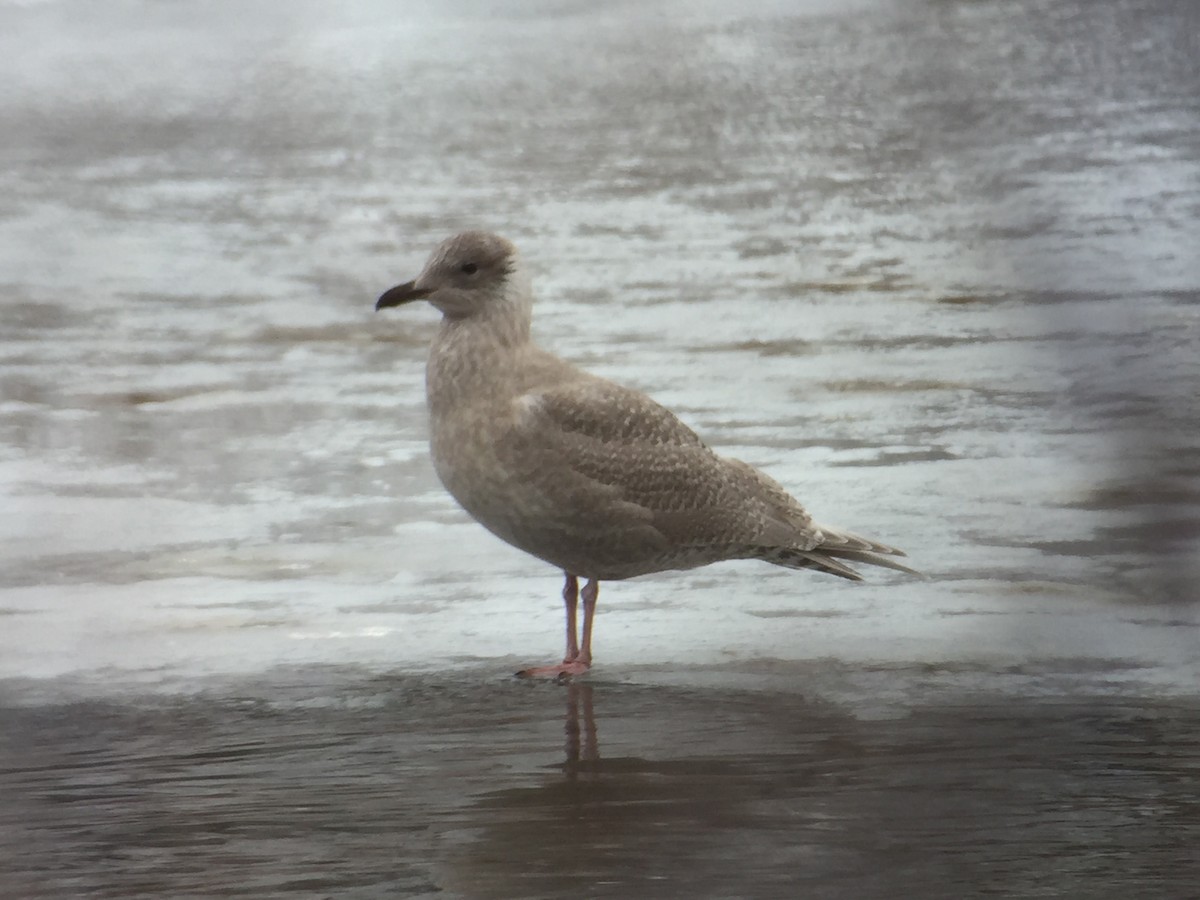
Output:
left=1, top=0, right=1197, bottom=896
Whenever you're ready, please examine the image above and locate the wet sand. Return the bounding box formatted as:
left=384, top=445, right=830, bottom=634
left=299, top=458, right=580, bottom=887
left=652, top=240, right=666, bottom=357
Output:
left=4, top=672, right=1199, bottom=899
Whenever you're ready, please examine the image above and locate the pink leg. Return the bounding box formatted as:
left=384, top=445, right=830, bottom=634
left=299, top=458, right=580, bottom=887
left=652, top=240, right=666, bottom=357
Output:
left=516, top=574, right=597, bottom=680
left=576, top=579, right=599, bottom=667
left=562, top=573, right=579, bottom=662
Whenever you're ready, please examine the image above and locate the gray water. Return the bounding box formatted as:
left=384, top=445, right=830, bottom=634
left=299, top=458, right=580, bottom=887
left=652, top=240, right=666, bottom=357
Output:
left=2, top=0, right=1199, bottom=896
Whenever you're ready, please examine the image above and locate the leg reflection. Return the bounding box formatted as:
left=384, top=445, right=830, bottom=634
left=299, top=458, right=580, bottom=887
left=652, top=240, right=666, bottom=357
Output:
left=563, top=682, right=598, bottom=777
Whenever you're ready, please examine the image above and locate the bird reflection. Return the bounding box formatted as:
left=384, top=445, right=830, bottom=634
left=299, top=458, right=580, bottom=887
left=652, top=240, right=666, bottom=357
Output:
left=561, top=682, right=599, bottom=778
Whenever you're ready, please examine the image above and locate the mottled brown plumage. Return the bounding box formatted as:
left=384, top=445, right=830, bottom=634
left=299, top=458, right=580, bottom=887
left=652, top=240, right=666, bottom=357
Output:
left=376, top=231, right=913, bottom=676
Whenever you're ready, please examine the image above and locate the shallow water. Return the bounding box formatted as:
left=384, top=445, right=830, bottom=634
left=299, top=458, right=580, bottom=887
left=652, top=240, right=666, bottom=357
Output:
left=4, top=674, right=1199, bottom=899
left=2, top=0, right=1199, bottom=896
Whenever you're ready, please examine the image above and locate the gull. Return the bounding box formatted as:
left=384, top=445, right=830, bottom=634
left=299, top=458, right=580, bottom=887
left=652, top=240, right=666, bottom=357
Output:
left=376, top=231, right=913, bottom=677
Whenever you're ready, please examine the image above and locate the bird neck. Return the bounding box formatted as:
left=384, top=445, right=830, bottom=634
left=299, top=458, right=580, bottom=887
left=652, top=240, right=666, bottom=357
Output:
left=426, top=289, right=534, bottom=417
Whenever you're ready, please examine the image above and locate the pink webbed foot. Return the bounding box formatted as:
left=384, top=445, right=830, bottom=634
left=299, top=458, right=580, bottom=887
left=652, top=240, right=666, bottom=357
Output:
left=514, top=658, right=591, bottom=680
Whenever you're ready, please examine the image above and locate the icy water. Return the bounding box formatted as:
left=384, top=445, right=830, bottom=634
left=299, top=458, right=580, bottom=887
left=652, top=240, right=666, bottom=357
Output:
left=2, top=0, right=1199, bottom=896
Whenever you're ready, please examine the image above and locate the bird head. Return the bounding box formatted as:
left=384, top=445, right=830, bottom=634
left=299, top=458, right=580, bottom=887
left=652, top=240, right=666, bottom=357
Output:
left=376, top=231, right=529, bottom=322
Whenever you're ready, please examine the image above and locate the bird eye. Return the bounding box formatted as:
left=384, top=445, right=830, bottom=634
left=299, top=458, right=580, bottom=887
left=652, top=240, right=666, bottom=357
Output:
left=460, top=262, right=478, bottom=275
